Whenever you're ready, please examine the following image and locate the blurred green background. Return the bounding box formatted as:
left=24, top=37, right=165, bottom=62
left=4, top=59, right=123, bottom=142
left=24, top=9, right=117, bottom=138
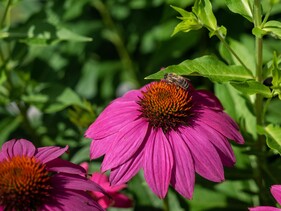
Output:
left=1, top=0, right=281, bottom=210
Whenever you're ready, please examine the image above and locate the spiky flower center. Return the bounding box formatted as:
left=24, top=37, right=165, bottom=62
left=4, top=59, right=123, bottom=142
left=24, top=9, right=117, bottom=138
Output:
left=138, top=81, right=193, bottom=132
left=0, top=156, right=52, bottom=210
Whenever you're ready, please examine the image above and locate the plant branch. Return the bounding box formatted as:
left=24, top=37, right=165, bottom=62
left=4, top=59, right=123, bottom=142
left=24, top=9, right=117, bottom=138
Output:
left=0, top=0, right=12, bottom=29
left=215, top=31, right=254, bottom=77
left=92, top=0, right=138, bottom=85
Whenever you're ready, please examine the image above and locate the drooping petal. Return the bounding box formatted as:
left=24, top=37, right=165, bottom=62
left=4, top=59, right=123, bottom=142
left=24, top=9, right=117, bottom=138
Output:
left=197, top=109, right=244, bottom=144
left=248, top=207, right=281, bottom=211
left=193, top=90, right=223, bottom=111
left=52, top=173, right=105, bottom=194
left=109, top=148, right=144, bottom=186
left=1, top=139, right=35, bottom=158
left=85, top=101, right=140, bottom=140
left=143, top=129, right=174, bottom=199
left=43, top=190, right=104, bottom=211
left=35, top=145, right=68, bottom=164
left=46, top=158, right=86, bottom=175
left=101, top=119, right=148, bottom=171
left=169, top=131, right=195, bottom=199
left=271, top=185, right=281, bottom=205
left=180, top=126, right=224, bottom=182
left=90, top=135, right=116, bottom=160
left=197, top=124, right=236, bottom=167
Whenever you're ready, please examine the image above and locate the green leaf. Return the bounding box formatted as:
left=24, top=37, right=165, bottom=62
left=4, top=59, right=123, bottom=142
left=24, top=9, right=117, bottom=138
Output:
left=145, top=55, right=254, bottom=83
left=192, top=0, right=217, bottom=31
left=0, top=116, right=22, bottom=145
left=271, top=52, right=281, bottom=99
left=8, top=21, right=92, bottom=45
left=230, top=80, right=272, bottom=98
left=170, top=5, right=202, bottom=36
left=261, top=20, right=281, bottom=39
left=259, top=124, right=281, bottom=154
left=225, top=0, right=253, bottom=22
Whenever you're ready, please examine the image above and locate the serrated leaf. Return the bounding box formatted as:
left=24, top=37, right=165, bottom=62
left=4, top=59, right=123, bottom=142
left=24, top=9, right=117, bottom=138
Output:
left=225, top=0, right=253, bottom=22
left=170, top=5, right=202, bottom=36
left=230, top=80, right=272, bottom=98
left=145, top=55, right=254, bottom=82
left=192, top=0, right=217, bottom=31
left=259, top=124, right=281, bottom=154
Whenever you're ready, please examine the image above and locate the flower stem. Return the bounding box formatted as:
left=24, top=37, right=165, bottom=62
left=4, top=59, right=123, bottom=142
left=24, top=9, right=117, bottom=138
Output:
left=163, top=195, right=170, bottom=211
left=253, top=0, right=267, bottom=205
left=215, top=31, right=253, bottom=77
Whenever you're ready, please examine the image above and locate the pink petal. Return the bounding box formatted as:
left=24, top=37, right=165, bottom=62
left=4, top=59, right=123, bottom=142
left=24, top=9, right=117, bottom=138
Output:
left=91, top=172, right=109, bottom=187
left=168, top=131, right=195, bottom=199
left=85, top=101, right=140, bottom=140
left=101, top=119, right=148, bottom=171
left=197, top=124, right=236, bottom=167
left=248, top=207, right=281, bottom=211
left=197, top=109, right=244, bottom=144
left=143, top=129, right=174, bottom=199
left=109, top=148, right=143, bottom=186
left=180, top=126, right=225, bottom=182
left=35, top=145, right=68, bottom=164
left=271, top=185, right=281, bottom=205
left=116, top=89, right=143, bottom=102
left=42, top=190, right=104, bottom=211
left=1, top=139, right=36, bottom=158
left=52, top=173, right=105, bottom=194
left=193, top=90, right=223, bottom=111
left=46, top=158, right=86, bottom=175
left=80, top=162, right=89, bottom=173
left=90, top=136, right=115, bottom=160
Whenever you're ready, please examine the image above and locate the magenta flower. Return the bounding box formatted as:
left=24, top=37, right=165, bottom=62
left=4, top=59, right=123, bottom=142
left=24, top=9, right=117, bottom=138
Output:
left=80, top=162, right=133, bottom=208
left=249, top=185, right=281, bottom=211
left=85, top=78, right=244, bottom=199
left=0, top=139, right=105, bottom=211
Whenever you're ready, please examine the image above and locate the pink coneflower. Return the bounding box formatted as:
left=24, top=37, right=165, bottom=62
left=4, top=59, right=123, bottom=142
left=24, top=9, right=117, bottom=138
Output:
left=80, top=162, right=133, bottom=209
left=0, top=139, right=105, bottom=211
left=249, top=185, right=281, bottom=211
left=85, top=76, right=244, bottom=199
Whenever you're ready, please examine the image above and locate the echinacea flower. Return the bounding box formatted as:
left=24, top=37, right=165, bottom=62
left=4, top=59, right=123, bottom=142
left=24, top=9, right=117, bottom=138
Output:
left=249, top=185, right=281, bottom=211
left=80, top=162, right=133, bottom=208
left=85, top=76, right=244, bottom=199
left=0, top=139, right=105, bottom=211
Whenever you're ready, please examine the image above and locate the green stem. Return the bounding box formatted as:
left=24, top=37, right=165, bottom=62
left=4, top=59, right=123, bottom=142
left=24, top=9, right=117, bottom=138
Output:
left=92, top=0, right=138, bottom=85
left=163, top=195, right=170, bottom=211
left=215, top=31, right=254, bottom=77
left=253, top=0, right=267, bottom=205
left=0, top=0, right=12, bottom=29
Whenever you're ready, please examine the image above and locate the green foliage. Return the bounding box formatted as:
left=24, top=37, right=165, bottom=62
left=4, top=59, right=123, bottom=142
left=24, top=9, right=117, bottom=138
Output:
left=1, top=0, right=281, bottom=210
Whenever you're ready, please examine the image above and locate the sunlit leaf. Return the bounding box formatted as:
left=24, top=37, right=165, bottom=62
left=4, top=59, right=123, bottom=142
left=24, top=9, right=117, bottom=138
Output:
left=171, top=5, right=202, bottom=36
left=145, top=55, right=254, bottom=82
left=225, top=0, right=253, bottom=22
left=192, top=0, right=217, bottom=31
left=258, top=124, right=281, bottom=154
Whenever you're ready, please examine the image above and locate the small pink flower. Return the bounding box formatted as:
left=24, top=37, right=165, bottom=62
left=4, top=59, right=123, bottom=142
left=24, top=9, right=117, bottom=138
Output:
left=85, top=79, right=244, bottom=199
left=80, top=162, right=133, bottom=209
left=249, top=185, right=281, bottom=211
left=0, top=139, right=105, bottom=211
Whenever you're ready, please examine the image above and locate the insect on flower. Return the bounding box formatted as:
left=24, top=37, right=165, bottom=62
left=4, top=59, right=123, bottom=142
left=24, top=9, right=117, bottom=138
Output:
left=163, top=73, right=190, bottom=90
